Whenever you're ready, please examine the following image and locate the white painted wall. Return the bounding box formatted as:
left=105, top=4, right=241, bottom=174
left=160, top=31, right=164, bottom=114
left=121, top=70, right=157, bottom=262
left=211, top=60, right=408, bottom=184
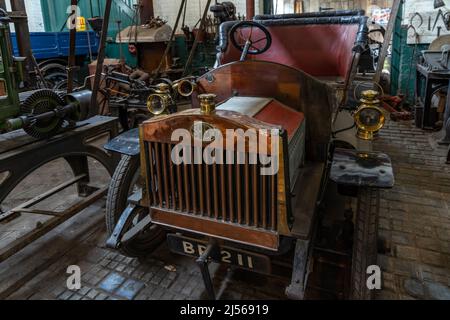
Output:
left=403, top=0, right=450, bottom=44
left=5, top=0, right=45, bottom=32
left=153, top=0, right=262, bottom=33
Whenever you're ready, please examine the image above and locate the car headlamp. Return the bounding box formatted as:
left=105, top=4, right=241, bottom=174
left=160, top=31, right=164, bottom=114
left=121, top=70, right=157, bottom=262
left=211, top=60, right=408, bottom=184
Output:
left=146, top=83, right=174, bottom=115
left=354, top=90, right=385, bottom=140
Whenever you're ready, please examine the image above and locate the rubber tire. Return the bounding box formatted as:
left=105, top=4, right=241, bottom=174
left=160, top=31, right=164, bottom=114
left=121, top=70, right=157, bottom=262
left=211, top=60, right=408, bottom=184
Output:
left=106, top=155, right=165, bottom=258
left=350, top=187, right=380, bottom=300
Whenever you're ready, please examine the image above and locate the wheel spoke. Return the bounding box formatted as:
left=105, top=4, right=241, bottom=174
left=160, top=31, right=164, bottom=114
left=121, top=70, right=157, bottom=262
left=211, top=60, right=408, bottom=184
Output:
left=252, top=37, right=267, bottom=45
left=239, top=28, right=245, bottom=41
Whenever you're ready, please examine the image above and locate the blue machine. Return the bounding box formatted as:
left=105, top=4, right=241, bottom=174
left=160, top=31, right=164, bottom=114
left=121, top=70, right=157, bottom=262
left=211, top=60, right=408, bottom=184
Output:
left=9, top=31, right=100, bottom=88
left=11, top=31, right=99, bottom=61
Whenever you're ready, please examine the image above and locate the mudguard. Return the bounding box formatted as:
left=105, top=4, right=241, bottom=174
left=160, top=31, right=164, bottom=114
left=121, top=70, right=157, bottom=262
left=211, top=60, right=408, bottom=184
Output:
left=104, top=128, right=140, bottom=156
left=330, top=148, right=394, bottom=188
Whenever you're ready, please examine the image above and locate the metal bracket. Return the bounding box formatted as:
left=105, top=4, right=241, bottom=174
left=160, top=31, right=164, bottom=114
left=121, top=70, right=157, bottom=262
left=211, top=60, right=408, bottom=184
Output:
left=285, top=239, right=310, bottom=300
left=103, top=128, right=140, bottom=156
left=106, top=203, right=137, bottom=250
left=196, top=241, right=221, bottom=300
left=106, top=191, right=151, bottom=249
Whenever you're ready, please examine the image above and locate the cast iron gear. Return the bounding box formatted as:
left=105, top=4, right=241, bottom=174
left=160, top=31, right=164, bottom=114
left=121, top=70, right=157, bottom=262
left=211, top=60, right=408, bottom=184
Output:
left=20, top=89, right=66, bottom=139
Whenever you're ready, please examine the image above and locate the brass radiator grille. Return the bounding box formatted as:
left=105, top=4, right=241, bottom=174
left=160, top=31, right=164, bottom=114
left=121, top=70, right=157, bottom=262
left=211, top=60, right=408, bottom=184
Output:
left=144, top=141, right=278, bottom=230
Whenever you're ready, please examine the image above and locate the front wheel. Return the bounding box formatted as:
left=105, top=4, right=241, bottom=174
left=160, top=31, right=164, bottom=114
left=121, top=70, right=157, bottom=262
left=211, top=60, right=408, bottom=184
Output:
left=350, top=187, right=380, bottom=300
left=106, top=155, right=165, bottom=257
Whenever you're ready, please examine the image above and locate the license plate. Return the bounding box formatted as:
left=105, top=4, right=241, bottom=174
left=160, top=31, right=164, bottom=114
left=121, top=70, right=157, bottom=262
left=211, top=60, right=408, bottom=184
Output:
left=166, top=234, right=272, bottom=275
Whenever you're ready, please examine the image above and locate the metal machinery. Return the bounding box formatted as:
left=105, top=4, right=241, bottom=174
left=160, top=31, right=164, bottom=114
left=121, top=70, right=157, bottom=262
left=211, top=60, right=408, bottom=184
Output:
left=416, top=37, right=450, bottom=130
left=104, top=11, right=394, bottom=300
left=0, top=1, right=120, bottom=271
left=0, top=9, right=92, bottom=139
left=116, top=18, right=173, bottom=75
left=0, top=116, right=119, bottom=265
left=210, top=1, right=237, bottom=24
left=104, top=68, right=197, bottom=130
left=419, top=37, right=450, bottom=163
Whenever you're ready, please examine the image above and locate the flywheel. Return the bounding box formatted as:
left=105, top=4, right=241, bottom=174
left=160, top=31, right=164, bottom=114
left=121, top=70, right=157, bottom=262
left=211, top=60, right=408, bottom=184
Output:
left=20, top=89, right=65, bottom=139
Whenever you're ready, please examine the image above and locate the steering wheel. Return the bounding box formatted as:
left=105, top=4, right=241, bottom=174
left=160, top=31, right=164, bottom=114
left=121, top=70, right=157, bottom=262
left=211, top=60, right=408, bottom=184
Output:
left=229, top=21, right=272, bottom=61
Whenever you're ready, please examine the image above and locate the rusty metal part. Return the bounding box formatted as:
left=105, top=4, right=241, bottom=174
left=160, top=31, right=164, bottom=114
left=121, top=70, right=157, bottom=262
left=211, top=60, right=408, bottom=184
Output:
left=153, top=0, right=186, bottom=80
left=90, top=0, right=113, bottom=117
left=182, top=0, right=212, bottom=76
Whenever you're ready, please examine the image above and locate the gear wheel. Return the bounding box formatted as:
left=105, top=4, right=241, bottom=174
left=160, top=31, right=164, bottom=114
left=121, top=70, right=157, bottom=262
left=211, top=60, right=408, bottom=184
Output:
left=20, top=89, right=65, bottom=139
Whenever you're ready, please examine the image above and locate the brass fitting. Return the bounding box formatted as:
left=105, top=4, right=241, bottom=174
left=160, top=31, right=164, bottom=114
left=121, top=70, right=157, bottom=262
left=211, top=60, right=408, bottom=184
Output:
left=154, top=83, right=171, bottom=94
left=173, top=79, right=197, bottom=97
left=199, top=94, right=217, bottom=114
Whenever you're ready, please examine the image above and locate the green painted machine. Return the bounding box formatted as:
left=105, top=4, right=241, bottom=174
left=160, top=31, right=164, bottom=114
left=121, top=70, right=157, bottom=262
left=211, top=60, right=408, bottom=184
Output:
left=0, top=9, right=91, bottom=139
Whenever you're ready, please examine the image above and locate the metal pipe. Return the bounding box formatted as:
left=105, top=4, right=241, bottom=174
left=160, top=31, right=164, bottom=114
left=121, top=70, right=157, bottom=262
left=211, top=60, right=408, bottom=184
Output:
left=7, top=103, right=77, bottom=130
left=183, top=0, right=213, bottom=76
left=10, top=0, right=35, bottom=87
left=90, top=0, right=113, bottom=117
left=153, top=0, right=186, bottom=80
left=246, top=0, right=255, bottom=20
left=67, top=0, right=78, bottom=93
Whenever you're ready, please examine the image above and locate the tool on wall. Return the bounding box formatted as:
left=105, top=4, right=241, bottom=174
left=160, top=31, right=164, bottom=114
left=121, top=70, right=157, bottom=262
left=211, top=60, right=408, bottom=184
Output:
left=410, top=12, right=423, bottom=29
left=434, top=0, right=446, bottom=9
left=432, top=9, right=446, bottom=31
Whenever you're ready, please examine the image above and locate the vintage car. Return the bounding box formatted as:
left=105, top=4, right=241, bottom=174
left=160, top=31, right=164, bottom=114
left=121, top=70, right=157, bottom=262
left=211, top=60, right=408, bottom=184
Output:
left=104, top=11, right=394, bottom=300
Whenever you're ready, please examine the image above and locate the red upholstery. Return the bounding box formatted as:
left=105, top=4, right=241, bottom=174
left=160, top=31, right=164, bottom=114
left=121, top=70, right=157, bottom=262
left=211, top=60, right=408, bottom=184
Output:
left=254, top=100, right=305, bottom=141
left=220, top=24, right=359, bottom=78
